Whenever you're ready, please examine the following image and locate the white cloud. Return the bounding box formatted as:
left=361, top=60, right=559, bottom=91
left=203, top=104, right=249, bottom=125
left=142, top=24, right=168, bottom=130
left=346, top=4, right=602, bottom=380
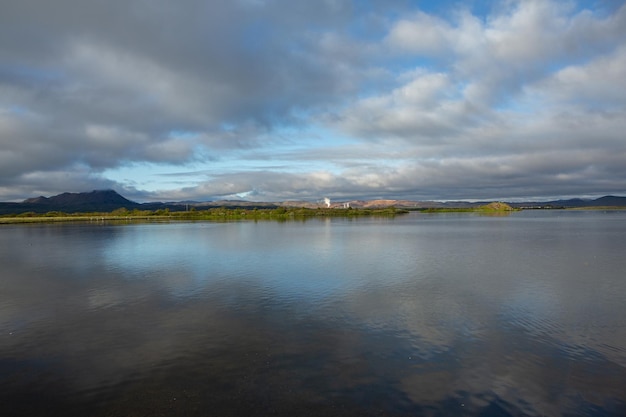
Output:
left=530, top=45, right=626, bottom=107
left=1, top=0, right=625, bottom=201
left=385, top=1, right=626, bottom=107
left=386, top=12, right=453, bottom=55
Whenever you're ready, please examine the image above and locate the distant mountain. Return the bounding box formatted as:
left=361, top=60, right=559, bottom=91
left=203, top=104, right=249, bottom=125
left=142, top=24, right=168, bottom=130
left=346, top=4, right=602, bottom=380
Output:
left=0, top=190, right=140, bottom=214
left=513, top=195, right=626, bottom=208
left=591, top=195, right=626, bottom=207
left=544, top=198, right=589, bottom=208
left=24, top=190, right=137, bottom=208
left=1, top=191, right=625, bottom=216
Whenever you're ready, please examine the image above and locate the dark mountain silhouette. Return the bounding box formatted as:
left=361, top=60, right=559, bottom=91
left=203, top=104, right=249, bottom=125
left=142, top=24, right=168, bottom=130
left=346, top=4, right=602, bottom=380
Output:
left=0, top=190, right=140, bottom=214
left=24, top=190, right=137, bottom=208
left=591, top=195, right=626, bottom=206
left=522, top=195, right=626, bottom=208
left=550, top=198, right=588, bottom=208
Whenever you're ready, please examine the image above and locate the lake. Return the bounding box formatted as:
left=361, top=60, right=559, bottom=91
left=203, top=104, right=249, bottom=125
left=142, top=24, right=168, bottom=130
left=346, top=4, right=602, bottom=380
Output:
left=1, top=210, right=625, bottom=416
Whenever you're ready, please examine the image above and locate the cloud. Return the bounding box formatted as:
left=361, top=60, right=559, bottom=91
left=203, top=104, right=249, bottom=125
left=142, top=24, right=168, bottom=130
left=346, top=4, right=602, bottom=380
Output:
left=530, top=45, right=626, bottom=108
left=386, top=11, right=453, bottom=55
left=1, top=0, right=625, bottom=201
left=384, top=0, right=626, bottom=106
left=330, top=70, right=476, bottom=142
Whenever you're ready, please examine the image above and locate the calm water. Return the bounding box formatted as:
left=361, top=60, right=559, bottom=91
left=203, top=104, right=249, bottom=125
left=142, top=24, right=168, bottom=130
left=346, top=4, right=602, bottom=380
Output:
left=1, top=211, right=625, bottom=416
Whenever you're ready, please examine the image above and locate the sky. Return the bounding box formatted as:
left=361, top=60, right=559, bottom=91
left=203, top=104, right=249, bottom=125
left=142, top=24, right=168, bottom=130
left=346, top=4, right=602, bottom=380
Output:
left=1, top=0, right=625, bottom=202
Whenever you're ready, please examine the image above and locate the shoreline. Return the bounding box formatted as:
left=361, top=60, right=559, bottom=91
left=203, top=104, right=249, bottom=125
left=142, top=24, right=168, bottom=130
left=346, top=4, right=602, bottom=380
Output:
left=0, top=207, right=407, bottom=224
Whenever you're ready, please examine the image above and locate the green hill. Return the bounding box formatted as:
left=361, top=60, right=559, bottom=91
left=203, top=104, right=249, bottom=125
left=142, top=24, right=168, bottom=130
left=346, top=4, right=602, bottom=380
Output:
left=479, top=202, right=516, bottom=211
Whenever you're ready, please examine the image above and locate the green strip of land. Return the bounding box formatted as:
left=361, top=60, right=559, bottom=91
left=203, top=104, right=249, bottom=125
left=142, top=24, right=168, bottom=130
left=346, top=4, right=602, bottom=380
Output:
left=0, top=206, right=407, bottom=224
left=420, top=202, right=519, bottom=213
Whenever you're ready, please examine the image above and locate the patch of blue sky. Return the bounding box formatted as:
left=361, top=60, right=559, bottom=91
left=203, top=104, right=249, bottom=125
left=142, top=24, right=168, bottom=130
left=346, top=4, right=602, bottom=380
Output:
left=102, top=154, right=311, bottom=192
left=361, top=55, right=450, bottom=100
left=487, top=83, right=538, bottom=113
left=289, top=124, right=357, bottom=146
left=345, top=0, right=491, bottom=33
left=168, top=129, right=200, bottom=139
left=102, top=163, right=207, bottom=192
left=1, top=104, right=42, bottom=121
left=491, top=99, right=539, bottom=116
left=0, top=64, right=65, bottom=85
left=412, top=0, right=493, bottom=19
left=229, top=148, right=337, bottom=174
left=239, top=20, right=272, bottom=54
left=415, top=0, right=611, bottom=23
left=590, top=0, right=625, bottom=15
left=218, top=122, right=237, bottom=132
left=343, top=1, right=402, bottom=41
left=7, top=105, right=30, bottom=116
left=383, top=55, right=445, bottom=77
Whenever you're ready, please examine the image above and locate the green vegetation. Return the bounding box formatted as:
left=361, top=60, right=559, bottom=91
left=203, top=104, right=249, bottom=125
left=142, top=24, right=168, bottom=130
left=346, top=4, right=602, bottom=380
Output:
left=422, top=202, right=518, bottom=213
left=479, top=202, right=517, bottom=212
left=0, top=206, right=407, bottom=224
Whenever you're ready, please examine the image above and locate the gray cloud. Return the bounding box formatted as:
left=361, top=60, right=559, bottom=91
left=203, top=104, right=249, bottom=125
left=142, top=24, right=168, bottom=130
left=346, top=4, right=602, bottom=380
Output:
left=1, top=0, right=625, bottom=202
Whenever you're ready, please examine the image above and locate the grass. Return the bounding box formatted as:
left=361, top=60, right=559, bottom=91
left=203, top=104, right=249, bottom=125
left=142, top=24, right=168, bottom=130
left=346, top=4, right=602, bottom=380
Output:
left=0, top=206, right=408, bottom=224
left=421, top=202, right=518, bottom=213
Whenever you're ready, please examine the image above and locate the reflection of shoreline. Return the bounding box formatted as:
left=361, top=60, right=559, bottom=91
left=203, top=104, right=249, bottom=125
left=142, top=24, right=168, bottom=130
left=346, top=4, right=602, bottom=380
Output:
left=476, top=211, right=513, bottom=216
